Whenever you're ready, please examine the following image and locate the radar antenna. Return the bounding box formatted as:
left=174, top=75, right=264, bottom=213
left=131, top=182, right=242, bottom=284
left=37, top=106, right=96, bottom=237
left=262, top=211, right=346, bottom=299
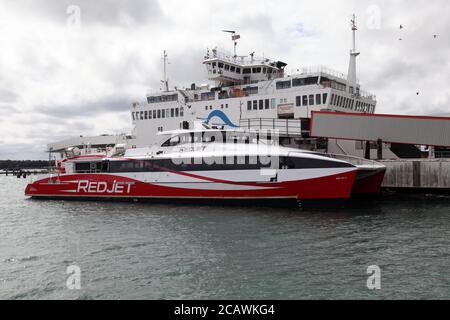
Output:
left=222, top=30, right=240, bottom=59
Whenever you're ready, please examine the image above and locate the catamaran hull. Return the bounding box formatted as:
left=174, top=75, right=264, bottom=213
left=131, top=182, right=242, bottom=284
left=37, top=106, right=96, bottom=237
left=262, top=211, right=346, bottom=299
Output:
left=352, top=167, right=386, bottom=196
left=25, top=169, right=357, bottom=203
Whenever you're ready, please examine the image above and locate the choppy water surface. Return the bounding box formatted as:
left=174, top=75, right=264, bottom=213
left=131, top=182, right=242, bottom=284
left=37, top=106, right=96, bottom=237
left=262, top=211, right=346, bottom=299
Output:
left=0, top=175, right=449, bottom=299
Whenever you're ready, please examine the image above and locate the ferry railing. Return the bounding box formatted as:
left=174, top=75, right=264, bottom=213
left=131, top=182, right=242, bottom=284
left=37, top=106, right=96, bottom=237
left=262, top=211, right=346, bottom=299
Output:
left=320, top=153, right=383, bottom=167
left=205, top=49, right=274, bottom=66
left=239, top=118, right=308, bottom=136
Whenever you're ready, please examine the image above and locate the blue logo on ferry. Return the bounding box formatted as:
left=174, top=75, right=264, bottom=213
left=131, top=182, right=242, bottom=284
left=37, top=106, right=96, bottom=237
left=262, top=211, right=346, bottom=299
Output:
left=198, top=110, right=238, bottom=128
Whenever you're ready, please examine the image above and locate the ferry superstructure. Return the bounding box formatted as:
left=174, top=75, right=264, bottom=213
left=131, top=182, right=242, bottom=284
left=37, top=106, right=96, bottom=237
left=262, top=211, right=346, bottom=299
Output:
left=129, top=16, right=377, bottom=154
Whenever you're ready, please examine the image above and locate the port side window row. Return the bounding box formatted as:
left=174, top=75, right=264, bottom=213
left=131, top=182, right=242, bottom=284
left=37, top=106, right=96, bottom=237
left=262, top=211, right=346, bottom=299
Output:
left=279, top=157, right=353, bottom=169
left=132, top=107, right=184, bottom=121
left=243, top=86, right=259, bottom=95
left=147, top=94, right=178, bottom=104
left=74, top=155, right=353, bottom=174
left=277, top=77, right=319, bottom=90
left=242, top=67, right=276, bottom=75
left=247, top=99, right=275, bottom=111
left=355, top=101, right=375, bottom=113
left=108, top=158, right=273, bottom=173
left=295, top=93, right=328, bottom=107
left=75, top=161, right=109, bottom=173
left=330, top=94, right=355, bottom=110
left=210, top=62, right=241, bottom=74
left=330, top=94, right=375, bottom=113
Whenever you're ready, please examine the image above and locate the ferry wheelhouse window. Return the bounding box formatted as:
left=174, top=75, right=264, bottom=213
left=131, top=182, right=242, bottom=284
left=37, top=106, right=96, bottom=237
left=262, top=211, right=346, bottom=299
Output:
left=259, top=100, right=264, bottom=110
left=175, top=108, right=179, bottom=117
left=292, top=78, right=305, bottom=87
left=201, top=92, right=215, bottom=101
left=218, top=62, right=224, bottom=68
left=230, top=66, right=235, bottom=72
left=247, top=101, right=252, bottom=110
left=296, top=96, right=301, bottom=107
left=253, top=100, right=257, bottom=110
left=302, top=95, right=308, bottom=106
left=322, top=93, right=328, bottom=104
left=265, top=99, right=270, bottom=109
left=144, top=111, right=148, bottom=119
left=276, top=80, right=291, bottom=90
left=243, top=68, right=251, bottom=74
left=243, top=86, right=258, bottom=95
left=236, top=67, right=241, bottom=74
left=309, top=95, right=315, bottom=106
left=157, top=110, right=161, bottom=118
left=132, top=112, right=135, bottom=121
left=166, top=94, right=178, bottom=102
left=224, top=64, right=230, bottom=71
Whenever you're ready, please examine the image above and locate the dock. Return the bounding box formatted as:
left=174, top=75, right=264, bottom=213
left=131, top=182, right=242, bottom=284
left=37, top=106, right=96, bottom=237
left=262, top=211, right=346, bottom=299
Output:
left=381, top=159, right=450, bottom=192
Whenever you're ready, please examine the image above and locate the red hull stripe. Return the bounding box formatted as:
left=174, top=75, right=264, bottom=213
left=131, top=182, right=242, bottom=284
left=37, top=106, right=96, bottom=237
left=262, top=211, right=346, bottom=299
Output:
left=25, top=170, right=358, bottom=200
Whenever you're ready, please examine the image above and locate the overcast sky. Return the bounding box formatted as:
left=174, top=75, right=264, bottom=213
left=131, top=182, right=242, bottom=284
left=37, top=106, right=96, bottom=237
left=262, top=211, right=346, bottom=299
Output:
left=0, top=0, right=449, bottom=159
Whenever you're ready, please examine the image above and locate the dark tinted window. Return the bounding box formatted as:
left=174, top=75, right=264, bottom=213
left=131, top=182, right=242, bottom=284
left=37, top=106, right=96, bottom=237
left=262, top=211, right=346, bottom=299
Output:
left=75, top=161, right=109, bottom=173
left=279, top=157, right=353, bottom=169
left=109, top=158, right=273, bottom=173
left=276, top=80, right=291, bottom=90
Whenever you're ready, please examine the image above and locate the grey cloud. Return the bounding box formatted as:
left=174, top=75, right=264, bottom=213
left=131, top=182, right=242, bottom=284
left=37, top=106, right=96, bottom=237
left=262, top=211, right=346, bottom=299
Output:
left=39, top=94, right=133, bottom=118
left=0, top=88, right=19, bottom=103
left=166, top=48, right=208, bottom=88
left=0, top=104, right=17, bottom=116
left=0, top=143, right=48, bottom=160
left=14, top=0, right=165, bottom=27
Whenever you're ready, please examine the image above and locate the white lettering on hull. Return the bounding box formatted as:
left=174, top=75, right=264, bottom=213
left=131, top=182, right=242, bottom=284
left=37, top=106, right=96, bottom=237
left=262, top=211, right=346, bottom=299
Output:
left=76, top=180, right=133, bottom=194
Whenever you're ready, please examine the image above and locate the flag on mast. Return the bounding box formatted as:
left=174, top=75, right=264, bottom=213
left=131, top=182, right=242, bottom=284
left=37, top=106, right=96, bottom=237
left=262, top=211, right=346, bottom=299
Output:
left=232, top=34, right=240, bottom=41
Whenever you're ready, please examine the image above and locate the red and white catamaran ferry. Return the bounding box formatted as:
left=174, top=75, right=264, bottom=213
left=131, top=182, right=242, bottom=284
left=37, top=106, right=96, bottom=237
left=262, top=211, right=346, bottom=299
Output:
left=25, top=129, right=365, bottom=206
left=26, top=16, right=387, bottom=205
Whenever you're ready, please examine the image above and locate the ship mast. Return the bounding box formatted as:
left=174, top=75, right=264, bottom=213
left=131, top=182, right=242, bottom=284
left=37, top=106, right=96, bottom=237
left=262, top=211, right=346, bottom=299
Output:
left=347, top=14, right=360, bottom=95
left=222, top=30, right=240, bottom=60
left=162, top=50, right=169, bottom=92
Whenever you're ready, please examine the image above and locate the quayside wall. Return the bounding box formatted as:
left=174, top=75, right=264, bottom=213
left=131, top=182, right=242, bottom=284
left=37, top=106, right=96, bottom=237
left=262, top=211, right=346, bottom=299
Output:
left=381, top=159, right=450, bottom=190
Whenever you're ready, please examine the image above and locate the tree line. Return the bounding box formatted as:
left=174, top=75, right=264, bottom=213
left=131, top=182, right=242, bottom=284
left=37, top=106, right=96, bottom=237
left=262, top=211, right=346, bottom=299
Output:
left=0, top=160, right=50, bottom=170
